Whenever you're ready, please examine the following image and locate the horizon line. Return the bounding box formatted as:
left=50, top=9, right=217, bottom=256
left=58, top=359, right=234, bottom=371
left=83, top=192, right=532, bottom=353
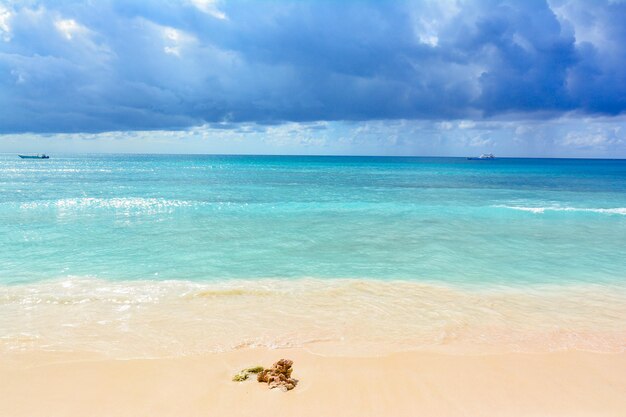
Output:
left=3, top=152, right=626, bottom=161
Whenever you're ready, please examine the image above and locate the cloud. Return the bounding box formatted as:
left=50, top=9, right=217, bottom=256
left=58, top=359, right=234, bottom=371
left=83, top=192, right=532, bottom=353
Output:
left=0, top=0, right=625, bottom=134
left=559, top=125, right=624, bottom=149
left=189, top=0, right=227, bottom=20
left=54, top=18, right=83, bottom=40
left=2, top=115, right=626, bottom=158
left=0, top=4, right=12, bottom=42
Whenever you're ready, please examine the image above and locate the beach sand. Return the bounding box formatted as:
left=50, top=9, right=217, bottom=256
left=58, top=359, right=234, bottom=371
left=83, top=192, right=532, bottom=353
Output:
left=2, top=279, right=625, bottom=416
left=1, top=348, right=625, bottom=417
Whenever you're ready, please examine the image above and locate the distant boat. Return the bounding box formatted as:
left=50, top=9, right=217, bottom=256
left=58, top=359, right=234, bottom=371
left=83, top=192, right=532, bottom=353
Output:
left=18, top=154, right=50, bottom=159
left=467, top=153, right=495, bottom=160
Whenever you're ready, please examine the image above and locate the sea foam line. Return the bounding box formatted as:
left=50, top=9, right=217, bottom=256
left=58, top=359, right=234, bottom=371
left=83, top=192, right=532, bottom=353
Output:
left=495, top=205, right=626, bottom=215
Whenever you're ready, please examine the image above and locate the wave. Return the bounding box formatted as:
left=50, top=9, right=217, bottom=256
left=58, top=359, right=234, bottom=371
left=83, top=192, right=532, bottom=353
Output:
left=1, top=277, right=625, bottom=358
left=495, top=205, right=626, bottom=215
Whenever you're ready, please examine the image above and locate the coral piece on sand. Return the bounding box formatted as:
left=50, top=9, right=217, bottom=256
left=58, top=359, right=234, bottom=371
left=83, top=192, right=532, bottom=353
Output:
left=232, top=366, right=264, bottom=382
left=257, top=359, right=298, bottom=391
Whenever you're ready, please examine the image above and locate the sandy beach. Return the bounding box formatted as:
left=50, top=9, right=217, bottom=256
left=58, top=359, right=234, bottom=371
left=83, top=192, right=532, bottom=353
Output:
left=1, top=348, right=625, bottom=417
left=2, top=278, right=625, bottom=416
left=3, top=0, right=626, bottom=415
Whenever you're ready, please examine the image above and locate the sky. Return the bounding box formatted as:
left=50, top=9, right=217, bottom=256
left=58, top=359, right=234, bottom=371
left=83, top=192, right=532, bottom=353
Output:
left=1, top=0, right=625, bottom=157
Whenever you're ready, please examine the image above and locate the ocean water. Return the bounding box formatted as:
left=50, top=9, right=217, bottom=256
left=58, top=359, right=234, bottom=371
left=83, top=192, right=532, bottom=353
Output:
left=1, top=154, right=625, bottom=356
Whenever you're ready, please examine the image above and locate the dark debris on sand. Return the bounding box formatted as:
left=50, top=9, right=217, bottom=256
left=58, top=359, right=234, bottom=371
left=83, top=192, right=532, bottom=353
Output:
left=233, top=359, right=298, bottom=391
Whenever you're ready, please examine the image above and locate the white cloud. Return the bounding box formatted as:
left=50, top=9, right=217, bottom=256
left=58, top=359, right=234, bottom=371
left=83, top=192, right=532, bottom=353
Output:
left=466, top=134, right=493, bottom=148
left=54, top=18, right=84, bottom=40
left=458, top=120, right=476, bottom=129
left=262, top=122, right=329, bottom=148
left=514, top=125, right=534, bottom=136
left=548, top=0, right=615, bottom=52
left=560, top=131, right=623, bottom=149
left=162, top=26, right=197, bottom=56
left=410, top=0, right=461, bottom=47
left=2, top=116, right=626, bottom=158
left=416, top=17, right=439, bottom=46
left=0, top=4, right=12, bottom=42
left=189, top=0, right=227, bottom=20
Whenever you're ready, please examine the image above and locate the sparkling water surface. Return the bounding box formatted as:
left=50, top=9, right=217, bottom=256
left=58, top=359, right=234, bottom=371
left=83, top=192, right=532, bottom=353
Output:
left=1, top=154, right=625, bottom=285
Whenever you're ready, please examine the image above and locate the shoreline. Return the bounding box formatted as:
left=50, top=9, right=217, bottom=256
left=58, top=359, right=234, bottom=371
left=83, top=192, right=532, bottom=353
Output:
left=2, top=277, right=625, bottom=357
left=3, top=277, right=624, bottom=415
left=2, top=348, right=625, bottom=417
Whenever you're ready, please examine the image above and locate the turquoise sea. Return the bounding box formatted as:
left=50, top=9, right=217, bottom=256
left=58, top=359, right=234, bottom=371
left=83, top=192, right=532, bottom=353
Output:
left=1, top=154, right=625, bottom=285
left=1, top=154, right=625, bottom=356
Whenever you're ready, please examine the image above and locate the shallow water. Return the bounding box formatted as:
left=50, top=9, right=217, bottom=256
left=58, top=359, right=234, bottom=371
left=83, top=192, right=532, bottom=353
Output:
left=1, top=277, right=624, bottom=357
left=1, top=154, right=625, bottom=356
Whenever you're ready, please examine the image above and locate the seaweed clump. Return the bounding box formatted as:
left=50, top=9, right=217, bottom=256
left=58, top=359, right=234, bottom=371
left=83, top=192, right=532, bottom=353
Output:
left=257, top=359, right=298, bottom=391
left=232, top=366, right=264, bottom=382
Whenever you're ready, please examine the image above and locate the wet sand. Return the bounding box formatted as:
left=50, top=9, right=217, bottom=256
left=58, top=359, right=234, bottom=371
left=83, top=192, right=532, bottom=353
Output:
left=1, top=348, right=625, bottom=417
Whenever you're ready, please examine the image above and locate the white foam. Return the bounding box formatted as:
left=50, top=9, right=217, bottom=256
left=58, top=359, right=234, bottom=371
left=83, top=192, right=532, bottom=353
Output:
left=495, top=205, right=626, bottom=215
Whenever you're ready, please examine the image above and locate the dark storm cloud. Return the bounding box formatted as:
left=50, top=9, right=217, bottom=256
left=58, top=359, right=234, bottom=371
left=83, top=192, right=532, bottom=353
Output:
left=0, top=0, right=625, bottom=133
